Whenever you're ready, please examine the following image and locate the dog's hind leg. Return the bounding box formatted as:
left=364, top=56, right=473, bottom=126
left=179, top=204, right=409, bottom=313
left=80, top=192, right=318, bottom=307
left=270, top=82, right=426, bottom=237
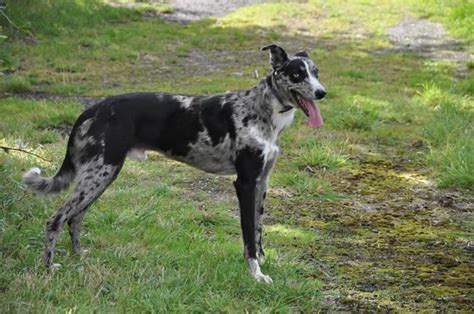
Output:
left=67, top=209, right=87, bottom=255
left=44, top=158, right=124, bottom=268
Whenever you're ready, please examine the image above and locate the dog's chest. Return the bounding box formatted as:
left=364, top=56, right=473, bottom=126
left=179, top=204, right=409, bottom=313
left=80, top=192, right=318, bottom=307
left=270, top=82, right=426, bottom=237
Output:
left=272, top=109, right=295, bottom=137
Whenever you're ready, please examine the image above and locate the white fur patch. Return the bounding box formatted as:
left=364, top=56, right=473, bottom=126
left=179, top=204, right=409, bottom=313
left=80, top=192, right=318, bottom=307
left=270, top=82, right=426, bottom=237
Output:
left=303, top=60, right=325, bottom=94
left=248, top=258, right=273, bottom=283
left=127, top=149, right=147, bottom=161
left=25, top=167, right=41, bottom=177
left=173, top=95, right=194, bottom=109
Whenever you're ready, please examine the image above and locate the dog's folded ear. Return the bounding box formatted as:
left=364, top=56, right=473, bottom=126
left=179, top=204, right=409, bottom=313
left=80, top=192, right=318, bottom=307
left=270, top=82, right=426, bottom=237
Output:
left=295, top=50, right=309, bottom=58
left=261, top=44, right=288, bottom=70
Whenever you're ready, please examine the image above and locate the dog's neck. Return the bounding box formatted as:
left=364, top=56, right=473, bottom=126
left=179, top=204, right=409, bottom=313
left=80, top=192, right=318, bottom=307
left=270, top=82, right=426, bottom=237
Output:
left=241, top=74, right=295, bottom=138
left=266, top=74, right=294, bottom=112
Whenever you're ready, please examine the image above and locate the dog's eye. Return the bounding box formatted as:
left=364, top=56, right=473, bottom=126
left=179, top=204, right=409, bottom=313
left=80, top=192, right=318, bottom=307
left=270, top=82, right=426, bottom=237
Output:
left=293, top=73, right=300, bottom=78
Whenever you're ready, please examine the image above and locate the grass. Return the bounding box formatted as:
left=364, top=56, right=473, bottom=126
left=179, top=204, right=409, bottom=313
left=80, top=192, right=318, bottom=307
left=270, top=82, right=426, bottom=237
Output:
left=420, top=86, right=474, bottom=188
left=1, top=0, right=473, bottom=312
left=0, top=76, right=32, bottom=93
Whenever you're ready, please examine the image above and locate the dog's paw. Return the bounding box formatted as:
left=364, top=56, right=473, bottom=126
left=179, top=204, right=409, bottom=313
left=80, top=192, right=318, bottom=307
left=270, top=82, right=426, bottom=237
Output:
left=74, top=248, right=89, bottom=256
left=50, top=263, right=62, bottom=270
left=254, top=272, right=273, bottom=283
left=248, top=258, right=273, bottom=284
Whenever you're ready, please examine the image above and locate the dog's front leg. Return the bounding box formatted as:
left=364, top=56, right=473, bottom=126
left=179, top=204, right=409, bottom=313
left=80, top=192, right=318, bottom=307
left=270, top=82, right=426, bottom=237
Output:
left=254, top=157, right=276, bottom=262
left=234, top=149, right=272, bottom=283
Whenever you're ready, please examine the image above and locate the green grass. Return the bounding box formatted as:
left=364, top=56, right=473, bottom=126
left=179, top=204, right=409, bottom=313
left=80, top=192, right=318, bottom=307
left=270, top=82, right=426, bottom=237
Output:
left=420, top=86, right=474, bottom=188
left=1, top=0, right=473, bottom=312
left=0, top=76, right=32, bottom=93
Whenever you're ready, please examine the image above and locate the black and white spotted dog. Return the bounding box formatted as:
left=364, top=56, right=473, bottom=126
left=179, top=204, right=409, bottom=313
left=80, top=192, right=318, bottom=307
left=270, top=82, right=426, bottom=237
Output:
left=23, top=44, right=326, bottom=283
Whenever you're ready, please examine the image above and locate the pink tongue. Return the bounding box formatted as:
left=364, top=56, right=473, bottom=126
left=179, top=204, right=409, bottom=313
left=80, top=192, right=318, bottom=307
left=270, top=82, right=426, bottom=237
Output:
left=302, top=98, right=323, bottom=128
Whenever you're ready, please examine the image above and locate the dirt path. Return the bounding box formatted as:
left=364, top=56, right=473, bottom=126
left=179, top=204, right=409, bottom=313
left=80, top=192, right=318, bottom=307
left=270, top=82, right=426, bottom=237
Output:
left=157, top=0, right=268, bottom=23
left=373, top=16, right=473, bottom=75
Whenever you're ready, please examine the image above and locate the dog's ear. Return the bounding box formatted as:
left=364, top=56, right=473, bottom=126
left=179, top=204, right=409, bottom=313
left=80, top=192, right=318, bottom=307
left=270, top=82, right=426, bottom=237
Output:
left=295, top=50, right=309, bottom=58
left=261, top=44, right=288, bottom=70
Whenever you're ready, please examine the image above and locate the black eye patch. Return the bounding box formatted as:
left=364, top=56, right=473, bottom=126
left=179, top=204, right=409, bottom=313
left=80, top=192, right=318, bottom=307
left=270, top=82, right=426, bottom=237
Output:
left=281, top=59, right=308, bottom=83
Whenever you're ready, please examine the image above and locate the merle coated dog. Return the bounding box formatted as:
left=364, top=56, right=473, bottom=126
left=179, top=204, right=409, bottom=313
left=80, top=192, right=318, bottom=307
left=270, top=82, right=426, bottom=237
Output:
left=23, top=44, right=326, bottom=283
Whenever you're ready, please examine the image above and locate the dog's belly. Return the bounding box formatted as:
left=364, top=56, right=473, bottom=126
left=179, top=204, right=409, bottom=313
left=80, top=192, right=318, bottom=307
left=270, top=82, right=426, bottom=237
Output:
left=164, top=139, right=236, bottom=175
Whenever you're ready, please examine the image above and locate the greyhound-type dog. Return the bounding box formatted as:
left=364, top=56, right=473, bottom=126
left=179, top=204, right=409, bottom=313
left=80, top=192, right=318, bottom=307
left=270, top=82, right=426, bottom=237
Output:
left=23, top=44, right=326, bottom=283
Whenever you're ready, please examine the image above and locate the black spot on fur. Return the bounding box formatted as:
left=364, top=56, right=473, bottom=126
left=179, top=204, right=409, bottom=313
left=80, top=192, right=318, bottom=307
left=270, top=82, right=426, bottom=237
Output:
left=80, top=143, right=103, bottom=164
left=50, top=215, right=63, bottom=232
left=84, top=93, right=205, bottom=159
left=102, top=171, right=109, bottom=177
left=78, top=191, right=85, bottom=203
left=201, top=98, right=236, bottom=146
left=242, top=114, right=257, bottom=127
left=152, top=104, right=203, bottom=156
left=282, top=59, right=307, bottom=83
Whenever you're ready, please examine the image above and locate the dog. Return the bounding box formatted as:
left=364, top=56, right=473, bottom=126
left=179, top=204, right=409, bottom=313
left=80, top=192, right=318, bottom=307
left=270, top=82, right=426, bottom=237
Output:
left=22, top=44, right=326, bottom=283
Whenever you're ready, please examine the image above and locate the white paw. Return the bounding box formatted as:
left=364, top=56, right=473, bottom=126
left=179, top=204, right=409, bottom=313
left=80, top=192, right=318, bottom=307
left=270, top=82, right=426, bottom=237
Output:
left=254, top=272, right=273, bottom=283
left=248, top=258, right=273, bottom=284
left=50, top=263, right=62, bottom=269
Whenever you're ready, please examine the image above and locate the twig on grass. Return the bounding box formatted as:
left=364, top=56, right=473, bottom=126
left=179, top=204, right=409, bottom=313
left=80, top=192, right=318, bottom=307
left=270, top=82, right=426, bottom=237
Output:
left=0, top=145, right=51, bottom=162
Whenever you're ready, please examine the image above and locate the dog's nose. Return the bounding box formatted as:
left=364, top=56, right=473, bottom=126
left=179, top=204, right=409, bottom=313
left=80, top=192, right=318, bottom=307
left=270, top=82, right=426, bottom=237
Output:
left=315, top=89, right=326, bottom=100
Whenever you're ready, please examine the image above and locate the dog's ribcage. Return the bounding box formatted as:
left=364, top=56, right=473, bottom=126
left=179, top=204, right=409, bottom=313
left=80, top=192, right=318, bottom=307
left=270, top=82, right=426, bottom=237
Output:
left=157, top=90, right=294, bottom=175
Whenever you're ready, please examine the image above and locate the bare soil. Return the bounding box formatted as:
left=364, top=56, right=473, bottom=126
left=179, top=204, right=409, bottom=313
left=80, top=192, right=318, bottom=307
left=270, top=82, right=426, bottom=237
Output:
left=373, top=16, right=473, bottom=74
left=157, top=0, right=269, bottom=23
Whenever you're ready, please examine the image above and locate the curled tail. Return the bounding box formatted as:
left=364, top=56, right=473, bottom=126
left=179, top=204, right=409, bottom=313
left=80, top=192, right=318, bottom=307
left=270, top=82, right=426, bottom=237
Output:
left=22, top=150, right=75, bottom=195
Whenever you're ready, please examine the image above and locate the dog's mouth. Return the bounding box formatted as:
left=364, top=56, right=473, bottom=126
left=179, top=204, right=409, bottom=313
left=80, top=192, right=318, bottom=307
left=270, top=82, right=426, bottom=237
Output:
left=291, top=90, right=324, bottom=128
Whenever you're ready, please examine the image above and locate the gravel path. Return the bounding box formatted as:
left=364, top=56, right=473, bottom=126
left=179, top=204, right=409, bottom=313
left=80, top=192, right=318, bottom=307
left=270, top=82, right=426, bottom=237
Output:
left=372, top=16, right=472, bottom=73
left=156, top=0, right=268, bottom=22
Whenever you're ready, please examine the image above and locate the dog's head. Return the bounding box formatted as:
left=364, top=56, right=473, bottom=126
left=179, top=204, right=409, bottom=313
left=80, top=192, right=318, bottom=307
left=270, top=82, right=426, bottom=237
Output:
left=262, top=44, right=326, bottom=128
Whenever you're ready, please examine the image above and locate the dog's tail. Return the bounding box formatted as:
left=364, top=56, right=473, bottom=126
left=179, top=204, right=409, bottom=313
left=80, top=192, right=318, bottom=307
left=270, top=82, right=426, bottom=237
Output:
left=22, top=149, right=75, bottom=195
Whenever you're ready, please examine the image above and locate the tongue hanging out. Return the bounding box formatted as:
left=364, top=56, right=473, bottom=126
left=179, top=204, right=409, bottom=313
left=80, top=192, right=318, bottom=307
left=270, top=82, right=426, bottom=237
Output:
left=298, top=96, right=324, bottom=128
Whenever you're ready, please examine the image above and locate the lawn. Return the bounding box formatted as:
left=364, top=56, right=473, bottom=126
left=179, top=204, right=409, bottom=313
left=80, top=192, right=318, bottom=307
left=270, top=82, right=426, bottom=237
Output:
left=1, top=0, right=473, bottom=311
